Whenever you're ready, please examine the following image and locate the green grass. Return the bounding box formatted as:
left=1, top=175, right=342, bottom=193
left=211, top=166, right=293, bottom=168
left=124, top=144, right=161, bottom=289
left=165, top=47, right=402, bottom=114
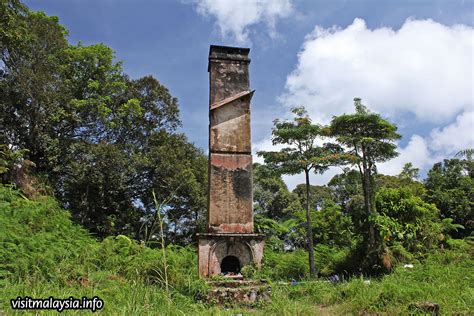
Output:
left=1, top=184, right=473, bottom=315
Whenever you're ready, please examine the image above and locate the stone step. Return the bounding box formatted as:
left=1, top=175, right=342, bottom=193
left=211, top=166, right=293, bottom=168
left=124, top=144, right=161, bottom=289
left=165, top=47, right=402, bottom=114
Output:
left=205, top=280, right=271, bottom=306
left=207, top=279, right=268, bottom=288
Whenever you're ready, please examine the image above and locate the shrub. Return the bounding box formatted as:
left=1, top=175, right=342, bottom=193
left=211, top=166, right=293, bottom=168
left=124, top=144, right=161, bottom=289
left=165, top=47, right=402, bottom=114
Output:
left=261, top=249, right=308, bottom=280
left=375, top=188, right=442, bottom=253
left=314, top=244, right=351, bottom=276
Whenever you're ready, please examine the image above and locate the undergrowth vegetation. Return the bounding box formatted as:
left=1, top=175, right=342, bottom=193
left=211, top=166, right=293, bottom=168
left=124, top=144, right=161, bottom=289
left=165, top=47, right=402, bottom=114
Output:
left=1, top=184, right=473, bottom=314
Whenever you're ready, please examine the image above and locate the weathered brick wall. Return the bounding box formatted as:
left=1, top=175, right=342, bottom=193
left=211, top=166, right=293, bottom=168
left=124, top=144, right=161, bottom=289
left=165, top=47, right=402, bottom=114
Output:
left=208, top=45, right=254, bottom=234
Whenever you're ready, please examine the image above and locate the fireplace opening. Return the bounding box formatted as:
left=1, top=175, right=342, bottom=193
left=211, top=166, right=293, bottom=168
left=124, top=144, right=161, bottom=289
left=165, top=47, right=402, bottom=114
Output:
left=221, top=255, right=240, bottom=274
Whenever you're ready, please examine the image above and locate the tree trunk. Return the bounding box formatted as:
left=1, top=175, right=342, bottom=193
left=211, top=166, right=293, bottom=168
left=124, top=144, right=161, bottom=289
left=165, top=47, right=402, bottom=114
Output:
left=360, top=148, right=375, bottom=249
left=368, top=162, right=377, bottom=248
left=305, top=169, right=316, bottom=277
left=364, top=167, right=375, bottom=248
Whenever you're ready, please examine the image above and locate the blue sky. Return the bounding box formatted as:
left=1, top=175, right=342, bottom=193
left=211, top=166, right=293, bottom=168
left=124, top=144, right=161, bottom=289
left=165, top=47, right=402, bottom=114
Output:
left=25, top=0, right=474, bottom=188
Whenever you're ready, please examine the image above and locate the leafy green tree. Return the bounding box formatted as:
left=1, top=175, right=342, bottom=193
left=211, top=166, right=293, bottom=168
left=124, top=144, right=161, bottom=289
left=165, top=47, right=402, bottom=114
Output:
left=375, top=188, right=441, bottom=257
left=293, top=183, right=331, bottom=211
left=328, top=169, right=366, bottom=235
left=253, top=163, right=300, bottom=220
left=328, top=169, right=361, bottom=205
left=253, top=163, right=302, bottom=250
left=455, top=148, right=474, bottom=177
left=425, top=159, right=473, bottom=237
left=258, top=106, right=345, bottom=277
left=375, top=173, right=426, bottom=198
left=329, top=98, right=401, bottom=249
left=139, top=131, right=207, bottom=244
left=0, top=1, right=29, bottom=44
left=312, top=200, right=354, bottom=248
left=398, top=162, right=420, bottom=181
left=48, top=42, right=183, bottom=238
left=60, top=142, right=141, bottom=236
left=1, top=3, right=206, bottom=243
left=1, top=7, right=68, bottom=171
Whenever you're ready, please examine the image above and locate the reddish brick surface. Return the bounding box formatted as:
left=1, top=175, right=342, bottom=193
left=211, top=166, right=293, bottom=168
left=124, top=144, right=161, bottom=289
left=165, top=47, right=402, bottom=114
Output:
left=198, top=45, right=264, bottom=278
left=209, top=153, right=253, bottom=233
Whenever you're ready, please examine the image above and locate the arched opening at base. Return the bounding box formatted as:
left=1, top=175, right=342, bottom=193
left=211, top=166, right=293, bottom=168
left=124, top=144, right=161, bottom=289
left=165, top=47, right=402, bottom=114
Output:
left=220, top=255, right=241, bottom=274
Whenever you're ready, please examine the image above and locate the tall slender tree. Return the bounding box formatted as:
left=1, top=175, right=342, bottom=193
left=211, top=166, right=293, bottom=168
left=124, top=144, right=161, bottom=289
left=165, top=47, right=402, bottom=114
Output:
left=329, top=98, right=400, bottom=249
left=258, top=106, right=345, bottom=277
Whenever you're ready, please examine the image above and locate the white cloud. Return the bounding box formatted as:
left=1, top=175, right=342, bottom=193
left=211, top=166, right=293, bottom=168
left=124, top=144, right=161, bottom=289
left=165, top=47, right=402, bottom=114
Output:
left=430, top=110, right=474, bottom=154
left=191, top=0, right=293, bottom=43
left=282, top=18, right=474, bottom=124
left=380, top=110, right=474, bottom=176
left=378, top=134, right=434, bottom=176
left=341, top=110, right=473, bottom=178
left=253, top=137, right=274, bottom=164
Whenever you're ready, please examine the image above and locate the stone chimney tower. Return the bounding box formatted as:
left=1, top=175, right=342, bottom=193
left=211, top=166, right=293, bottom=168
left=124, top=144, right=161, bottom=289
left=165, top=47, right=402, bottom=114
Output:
left=198, top=45, right=264, bottom=278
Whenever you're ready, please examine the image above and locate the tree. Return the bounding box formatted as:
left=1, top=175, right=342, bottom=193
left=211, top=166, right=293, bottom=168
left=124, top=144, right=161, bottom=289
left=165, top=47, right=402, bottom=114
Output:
left=139, top=131, right=207, bottom=244
left=312, top=200, right=354, bottom=248
left=327, top=169, right=366, bottom=234
left=258, top=106, right=345, bottom=277
left=293, top=183, right=332, bottom=212
left=253, top=163, right=301, bottom=250
left=328, top=169, right=362, bottom=210
left=1, top=3, right=207, bottom=243
left=253, top=163, right=300, bottom=220
left=1, top=7, right=68, bottom=171
left=455, top=148, right=474, bottom=177
left=42, top=42, right=183, bottom=238
left=375, top=162, right=425, bottom=198
left=398, top=162, right=420, bottom=181
left=329, top=98, right=401, bottom=250
left=60, top=142, right=142, bottom=236
left=424, top=158, right=473, bottom=237
left=375, top=188, right=442, bottom=260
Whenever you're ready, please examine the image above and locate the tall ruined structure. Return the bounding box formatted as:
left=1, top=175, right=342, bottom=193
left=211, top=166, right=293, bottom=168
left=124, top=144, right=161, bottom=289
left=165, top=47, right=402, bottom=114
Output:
left=198, top=45, right=264, bottom=278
